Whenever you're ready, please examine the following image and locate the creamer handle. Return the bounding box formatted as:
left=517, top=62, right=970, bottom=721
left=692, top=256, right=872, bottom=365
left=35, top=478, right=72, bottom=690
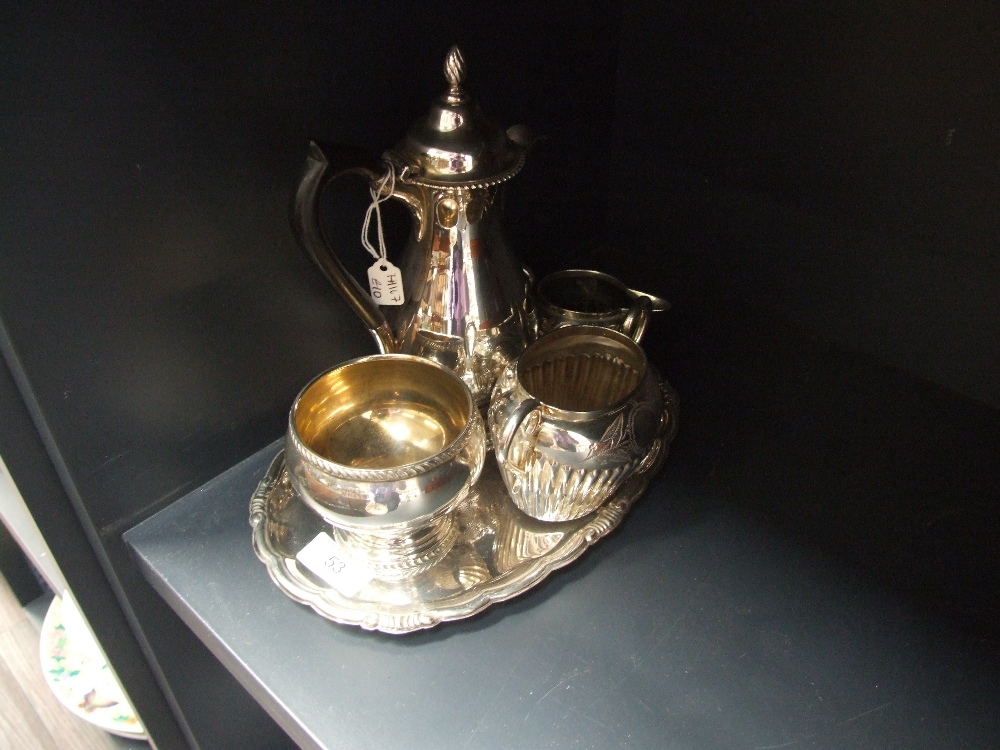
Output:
left=621, top=296, right=653, bottom=343
left=495, top=398, right=541, bottom=467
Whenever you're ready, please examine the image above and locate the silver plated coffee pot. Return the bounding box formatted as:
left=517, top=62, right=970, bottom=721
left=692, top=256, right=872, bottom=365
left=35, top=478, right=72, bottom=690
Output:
left=293, top=46, right=536, bottom=408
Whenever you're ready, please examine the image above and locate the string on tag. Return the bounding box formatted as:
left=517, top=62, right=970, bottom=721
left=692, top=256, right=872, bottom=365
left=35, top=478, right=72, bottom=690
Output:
left=361, top=165, right=405, bottom=306
left=361, top=166, right=396, bottom=261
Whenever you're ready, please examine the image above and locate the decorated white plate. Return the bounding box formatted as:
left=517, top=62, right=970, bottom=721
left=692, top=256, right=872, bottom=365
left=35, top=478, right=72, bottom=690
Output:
left=40, top=593, right=147, bottom=739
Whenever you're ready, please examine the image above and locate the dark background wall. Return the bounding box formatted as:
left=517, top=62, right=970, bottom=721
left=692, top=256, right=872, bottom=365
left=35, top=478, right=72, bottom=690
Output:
left=1, top=0, right=622, bottom=538
left=607, top=0, right=1000, bottom=409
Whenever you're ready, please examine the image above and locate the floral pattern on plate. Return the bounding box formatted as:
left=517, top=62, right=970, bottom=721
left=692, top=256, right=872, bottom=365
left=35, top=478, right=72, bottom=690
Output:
left=40, top=594, right=147, bottom=739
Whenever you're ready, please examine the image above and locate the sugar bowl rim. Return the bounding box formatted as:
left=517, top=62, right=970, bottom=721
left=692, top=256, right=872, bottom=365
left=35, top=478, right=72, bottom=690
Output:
left=287, top=353, right=479, bottom=483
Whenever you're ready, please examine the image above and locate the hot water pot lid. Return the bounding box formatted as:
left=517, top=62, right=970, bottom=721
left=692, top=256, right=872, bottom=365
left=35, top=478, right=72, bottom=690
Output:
left=386, top=46, right=526, bottom=188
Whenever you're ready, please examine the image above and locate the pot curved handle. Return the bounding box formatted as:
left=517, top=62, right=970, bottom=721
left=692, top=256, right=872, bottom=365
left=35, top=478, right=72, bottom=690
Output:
left=291, top=141, right=397, bottom=353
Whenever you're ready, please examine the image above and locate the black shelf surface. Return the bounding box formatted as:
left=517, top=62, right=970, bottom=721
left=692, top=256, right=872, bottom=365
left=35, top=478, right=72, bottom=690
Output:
left=125, top=302, right=1000, bottom=750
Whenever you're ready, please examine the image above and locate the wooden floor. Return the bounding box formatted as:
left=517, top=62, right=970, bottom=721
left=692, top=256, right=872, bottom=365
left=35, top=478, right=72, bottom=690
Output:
left=0, top=575, right=132, bottom=750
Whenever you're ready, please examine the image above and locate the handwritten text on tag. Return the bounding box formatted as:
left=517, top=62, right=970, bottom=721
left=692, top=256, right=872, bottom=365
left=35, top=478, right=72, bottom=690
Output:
left=368, top=260, right=405, bottom=305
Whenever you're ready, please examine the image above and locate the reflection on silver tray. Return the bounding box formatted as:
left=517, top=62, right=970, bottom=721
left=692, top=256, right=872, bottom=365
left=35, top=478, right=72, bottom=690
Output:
left=250, top=383, right=678, bottom=635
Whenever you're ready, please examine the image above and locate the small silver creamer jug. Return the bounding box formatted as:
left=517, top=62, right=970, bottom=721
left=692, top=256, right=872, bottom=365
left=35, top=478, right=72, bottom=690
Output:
left=532, top=269, right=671, bottom=343
left=292, top=46, right=537, bottom=408
left=489, top=326, right=676, bottom=521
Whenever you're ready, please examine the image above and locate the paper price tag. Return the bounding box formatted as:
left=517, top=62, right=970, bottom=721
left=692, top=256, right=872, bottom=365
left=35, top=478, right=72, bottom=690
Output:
left=368, top=260, right=405, bottom=305
left=295, top=532, right=374, bottom=597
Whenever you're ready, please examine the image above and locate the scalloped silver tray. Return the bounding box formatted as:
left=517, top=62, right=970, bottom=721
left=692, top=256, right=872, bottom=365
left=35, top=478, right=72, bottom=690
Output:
left=250, top=387, right=677, bottom=635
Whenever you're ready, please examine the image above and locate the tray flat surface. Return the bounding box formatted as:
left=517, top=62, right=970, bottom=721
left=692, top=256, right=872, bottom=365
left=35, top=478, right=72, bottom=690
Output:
left=126, top=431, right=1000, bottom=750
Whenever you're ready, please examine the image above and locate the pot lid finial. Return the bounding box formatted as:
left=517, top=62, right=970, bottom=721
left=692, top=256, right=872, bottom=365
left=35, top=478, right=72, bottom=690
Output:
left=387, top=45, right=526, bottom=187
left=444, top=46, right=467, bottom=104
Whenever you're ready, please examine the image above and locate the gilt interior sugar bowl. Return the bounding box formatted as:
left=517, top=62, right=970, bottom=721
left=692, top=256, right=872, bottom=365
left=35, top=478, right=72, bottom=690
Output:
left=285, top=354, right=486, bottom=580
left=489, top=326, right=671, bottom=522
